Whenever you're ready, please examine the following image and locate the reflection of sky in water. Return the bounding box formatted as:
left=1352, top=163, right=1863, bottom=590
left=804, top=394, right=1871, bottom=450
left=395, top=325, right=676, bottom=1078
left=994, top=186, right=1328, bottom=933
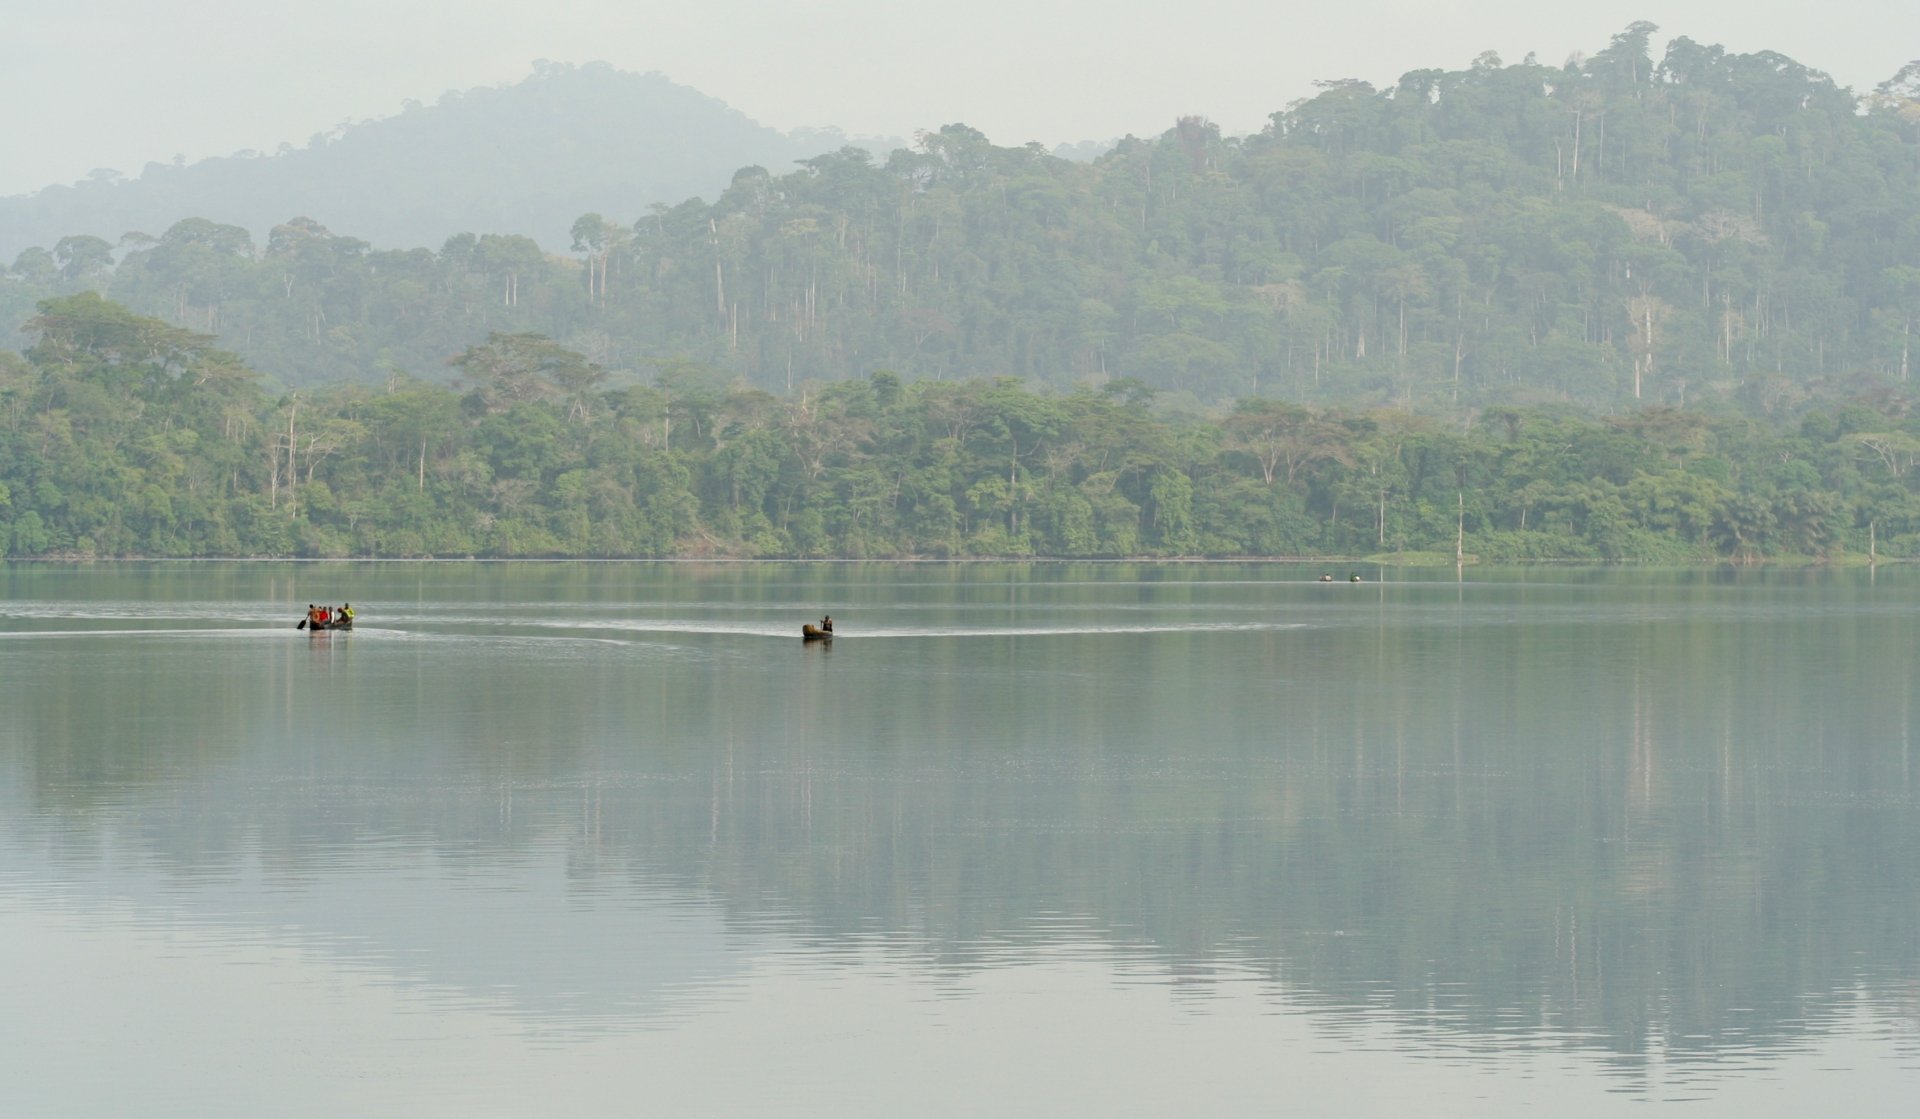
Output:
left=5, top=894, right=1917, bottom=1117
left=6, top=562, right=1920, bottom=1113
left=2, top=844, right=754, bottom=1034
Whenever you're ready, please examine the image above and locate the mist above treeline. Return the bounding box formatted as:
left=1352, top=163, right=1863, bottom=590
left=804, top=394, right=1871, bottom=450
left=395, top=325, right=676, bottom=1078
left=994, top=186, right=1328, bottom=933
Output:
left=2, top=22, right=1919, bottom=417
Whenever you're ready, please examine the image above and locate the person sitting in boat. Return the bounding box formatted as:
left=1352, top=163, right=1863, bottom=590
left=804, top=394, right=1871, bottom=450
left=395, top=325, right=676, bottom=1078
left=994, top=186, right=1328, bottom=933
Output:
left=339, top=603, right=354, bottom=626
left=319, top=605, right=332, bottom=626
left=820, top=614, right=833, bottom=633
left=306, top=604, right=324, bottom=627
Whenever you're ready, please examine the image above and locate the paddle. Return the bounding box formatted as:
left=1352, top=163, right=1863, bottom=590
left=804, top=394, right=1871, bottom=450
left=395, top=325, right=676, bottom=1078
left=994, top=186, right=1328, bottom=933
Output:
left=297, top=618, right=307, bottom=629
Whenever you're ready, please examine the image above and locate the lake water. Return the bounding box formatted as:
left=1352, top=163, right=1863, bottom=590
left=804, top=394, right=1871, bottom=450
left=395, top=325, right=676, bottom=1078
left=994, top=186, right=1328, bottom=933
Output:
left=3, top=562, right=1918, bottom=1116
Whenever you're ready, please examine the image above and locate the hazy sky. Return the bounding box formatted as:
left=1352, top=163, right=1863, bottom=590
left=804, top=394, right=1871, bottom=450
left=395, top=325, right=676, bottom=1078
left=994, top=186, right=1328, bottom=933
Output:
left=4, top=0, right=1917, bottom=197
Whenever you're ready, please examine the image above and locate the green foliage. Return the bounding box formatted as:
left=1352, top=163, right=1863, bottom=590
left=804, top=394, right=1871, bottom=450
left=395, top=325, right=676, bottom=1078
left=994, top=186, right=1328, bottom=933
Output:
left=3, top=296, right=1920, bottom=561
left=6, top=29, right=1920, bottom=415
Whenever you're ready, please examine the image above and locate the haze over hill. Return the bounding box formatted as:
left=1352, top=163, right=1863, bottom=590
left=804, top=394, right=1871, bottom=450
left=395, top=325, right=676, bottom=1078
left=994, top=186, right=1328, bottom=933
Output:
left=10, top=4, right=1920, bottom=198
left=0, top=63, right=904, bottom=259
left=8, top=24, right=1917, bottom=413
left=7, top=25, right=1920, bottom=563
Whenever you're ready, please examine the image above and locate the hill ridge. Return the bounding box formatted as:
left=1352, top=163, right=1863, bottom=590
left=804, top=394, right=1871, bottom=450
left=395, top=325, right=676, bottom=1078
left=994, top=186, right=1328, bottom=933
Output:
left=0, top=62, right=877, bottom=257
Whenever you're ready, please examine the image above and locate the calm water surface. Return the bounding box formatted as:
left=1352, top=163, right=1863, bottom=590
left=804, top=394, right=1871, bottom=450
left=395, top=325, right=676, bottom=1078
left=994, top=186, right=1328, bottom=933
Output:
left=3, top=562, right=1918, bottom=1116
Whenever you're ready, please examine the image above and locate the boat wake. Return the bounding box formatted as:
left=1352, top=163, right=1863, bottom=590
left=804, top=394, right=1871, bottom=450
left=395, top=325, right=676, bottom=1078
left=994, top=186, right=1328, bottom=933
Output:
left=539, top=619, right=1309, bottom=640
left=0, top=626, right=298, bottom=640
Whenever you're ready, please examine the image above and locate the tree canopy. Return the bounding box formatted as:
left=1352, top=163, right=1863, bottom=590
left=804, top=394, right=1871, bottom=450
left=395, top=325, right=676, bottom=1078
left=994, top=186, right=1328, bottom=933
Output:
left=6, top=27, right=1919, bottom=416
left=5, top=293, right=1920, bottom=563
left=7, top=29, right=1920, bottom=561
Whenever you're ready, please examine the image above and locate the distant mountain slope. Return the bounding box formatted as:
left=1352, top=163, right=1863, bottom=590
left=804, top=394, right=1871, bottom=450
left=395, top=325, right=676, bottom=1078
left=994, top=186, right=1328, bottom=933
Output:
left=0, top=62, right=843, bottom=257
left=8, top=25, right=1917, bottom=414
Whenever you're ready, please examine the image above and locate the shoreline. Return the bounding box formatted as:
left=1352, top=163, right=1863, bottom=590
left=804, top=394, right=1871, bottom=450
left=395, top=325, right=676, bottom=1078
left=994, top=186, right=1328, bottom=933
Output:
left=3, top=552, right=1904, bottom=568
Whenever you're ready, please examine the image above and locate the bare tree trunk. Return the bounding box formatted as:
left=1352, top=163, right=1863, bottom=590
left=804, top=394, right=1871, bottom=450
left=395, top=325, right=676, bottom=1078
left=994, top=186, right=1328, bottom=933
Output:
left=1455, top=491, right=1465, bottom=566
left=286, top=396, right=298, bottom=519
left=711, top=218, right=725, bottom=320
left=1009, top=436, right=1019, bottom=536
left=1889, top=312, right=1904, bottom=383
left=1453, top=331, right=1465, bottom=401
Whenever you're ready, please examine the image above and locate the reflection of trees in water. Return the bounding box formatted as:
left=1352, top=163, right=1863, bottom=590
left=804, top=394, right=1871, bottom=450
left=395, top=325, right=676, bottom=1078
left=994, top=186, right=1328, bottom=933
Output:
left=645, top=759, right=1917, bottom=1072
left=6, top=571, right=1920, bottom=1073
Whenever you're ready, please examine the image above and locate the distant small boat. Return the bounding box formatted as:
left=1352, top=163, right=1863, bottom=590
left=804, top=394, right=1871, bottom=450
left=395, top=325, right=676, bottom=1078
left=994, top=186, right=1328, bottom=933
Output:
left=801, top=622, right=833, bottom=641
left=306, top=618, right=353, bottom=632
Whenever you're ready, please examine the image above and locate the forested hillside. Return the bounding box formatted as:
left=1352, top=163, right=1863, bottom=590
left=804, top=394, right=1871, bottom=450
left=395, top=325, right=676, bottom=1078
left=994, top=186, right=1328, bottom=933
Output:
left=6, top=292, right=1920, bottom=563
left=8, top=26, right=1920, bottom=563
left=5, top=24, right=1919, bottom=413
left=0, top=63, right=840, bottom=261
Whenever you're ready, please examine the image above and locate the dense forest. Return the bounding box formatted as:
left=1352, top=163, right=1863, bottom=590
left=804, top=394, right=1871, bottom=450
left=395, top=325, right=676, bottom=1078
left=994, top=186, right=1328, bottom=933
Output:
left=6, top=290, right=1920, bottom=562
left=5, top=26, right=1920, bottom=561
left=5, top=25, right=1920, bottom=414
